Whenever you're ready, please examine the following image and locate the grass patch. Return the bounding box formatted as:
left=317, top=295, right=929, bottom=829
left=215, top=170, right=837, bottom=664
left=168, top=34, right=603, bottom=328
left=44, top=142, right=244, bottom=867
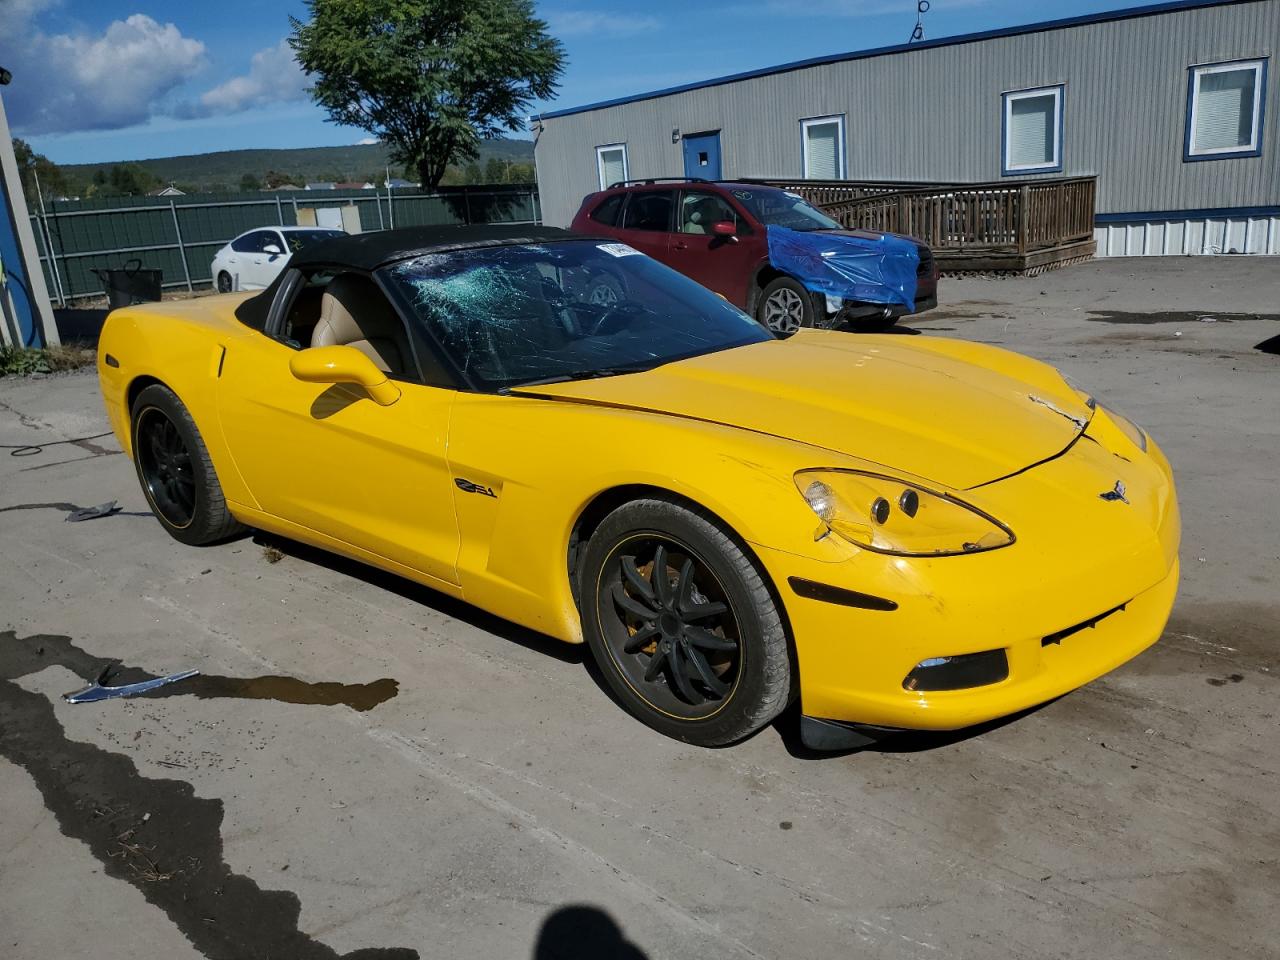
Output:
left=0, top=344, right=97, bottom=376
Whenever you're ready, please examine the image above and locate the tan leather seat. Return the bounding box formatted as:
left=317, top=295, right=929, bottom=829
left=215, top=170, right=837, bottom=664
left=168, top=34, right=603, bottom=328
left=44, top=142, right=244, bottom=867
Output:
left=682, top=197, right=722, bottom=235
left=310, top=274, right=410, bottom=376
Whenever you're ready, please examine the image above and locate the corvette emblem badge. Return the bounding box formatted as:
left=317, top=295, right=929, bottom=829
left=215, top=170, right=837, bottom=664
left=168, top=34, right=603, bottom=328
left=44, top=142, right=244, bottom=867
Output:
left=1099, top=481, right=1128, bottom=504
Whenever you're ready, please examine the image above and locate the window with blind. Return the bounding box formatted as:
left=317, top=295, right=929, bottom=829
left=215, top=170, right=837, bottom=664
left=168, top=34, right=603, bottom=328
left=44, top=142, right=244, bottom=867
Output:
left=1186, top=60, right=1266, bottom=160
left=802, top=116, right=844, bottom=180
left=596, top=144, right=628, bottom=190
left=1002, top=86, right=1063, bottom=174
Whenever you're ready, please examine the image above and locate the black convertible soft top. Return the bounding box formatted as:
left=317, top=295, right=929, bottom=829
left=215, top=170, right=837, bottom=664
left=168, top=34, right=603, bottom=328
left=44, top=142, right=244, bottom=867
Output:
left=235, top=224, right=588, bottom=330
left=292, top=223, right=580, bottom=271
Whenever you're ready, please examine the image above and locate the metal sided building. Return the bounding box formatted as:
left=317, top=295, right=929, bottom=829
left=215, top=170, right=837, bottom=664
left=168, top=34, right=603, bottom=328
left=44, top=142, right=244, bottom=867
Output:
left=533, top=0, right=1279, bottom=258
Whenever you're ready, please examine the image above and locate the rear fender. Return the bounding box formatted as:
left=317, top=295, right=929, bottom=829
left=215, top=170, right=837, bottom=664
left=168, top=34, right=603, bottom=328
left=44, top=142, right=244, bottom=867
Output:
left=96, top=306, right=257, bottom=507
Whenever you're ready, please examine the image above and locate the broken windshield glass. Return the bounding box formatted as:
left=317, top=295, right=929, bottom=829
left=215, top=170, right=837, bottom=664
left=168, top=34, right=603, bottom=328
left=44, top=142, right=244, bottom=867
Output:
left=383, top=240, right=771, bottom=391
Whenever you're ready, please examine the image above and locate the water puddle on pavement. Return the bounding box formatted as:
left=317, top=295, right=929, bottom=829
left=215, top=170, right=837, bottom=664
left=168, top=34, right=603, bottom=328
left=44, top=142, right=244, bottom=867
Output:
left=0, top=629, right=415, bottom=960
left=1086, top=310, right=1278, bottom=325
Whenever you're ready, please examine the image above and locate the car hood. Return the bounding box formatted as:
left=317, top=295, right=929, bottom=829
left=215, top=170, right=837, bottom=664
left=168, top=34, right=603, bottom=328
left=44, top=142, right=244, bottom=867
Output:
left=513, top=331, right=1092, bottom=489
left=819, top=228, right=922, bottom=248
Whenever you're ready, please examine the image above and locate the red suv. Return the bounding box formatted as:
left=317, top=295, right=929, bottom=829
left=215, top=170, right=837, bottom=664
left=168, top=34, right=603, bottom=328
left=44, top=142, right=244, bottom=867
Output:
left=570, top=179, right=938, bottom=334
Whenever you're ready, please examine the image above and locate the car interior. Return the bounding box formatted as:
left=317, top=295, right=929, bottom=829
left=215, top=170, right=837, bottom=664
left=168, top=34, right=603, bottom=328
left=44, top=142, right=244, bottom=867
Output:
left=622, top=192, right=673, bottom=231
left=679, top=194, right=741, bottom=235
left=310, top=274, right=414, bottom=377
left=275, top=269, right=417, bottom=380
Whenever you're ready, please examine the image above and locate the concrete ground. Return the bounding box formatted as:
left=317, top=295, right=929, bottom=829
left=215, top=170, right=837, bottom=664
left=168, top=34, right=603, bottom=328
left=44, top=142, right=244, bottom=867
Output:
left=1, top=256, right=1277, bottom=960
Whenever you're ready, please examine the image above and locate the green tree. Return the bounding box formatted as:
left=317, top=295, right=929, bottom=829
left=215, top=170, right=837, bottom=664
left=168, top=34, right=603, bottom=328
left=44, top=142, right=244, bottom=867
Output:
left=263, top=170, right=301, bottom=189
left=11, top=138, right=68, bottom=204
left=463, top=162, right=483, bottom=184
left=240, top=173, right=263, bottom=192
left=290, top=0, right=563, bottom=190
left=98, top=164, right=160, bottom=196
left=484, top=157, right=506, bottom=183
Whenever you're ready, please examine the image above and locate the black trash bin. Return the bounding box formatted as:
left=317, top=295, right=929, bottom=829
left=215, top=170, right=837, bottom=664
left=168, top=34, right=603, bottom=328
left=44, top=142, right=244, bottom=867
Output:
left=93, top=259, right=163, bottom=309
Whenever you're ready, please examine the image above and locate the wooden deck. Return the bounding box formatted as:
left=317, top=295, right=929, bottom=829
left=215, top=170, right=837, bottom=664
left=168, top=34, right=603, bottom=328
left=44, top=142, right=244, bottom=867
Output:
left=755, top=177, right=1098, bottom=274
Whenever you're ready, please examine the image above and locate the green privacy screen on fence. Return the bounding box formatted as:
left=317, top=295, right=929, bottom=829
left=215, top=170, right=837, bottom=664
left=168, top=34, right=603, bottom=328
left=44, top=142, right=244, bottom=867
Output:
left=28, top=183, right=541, bottom=302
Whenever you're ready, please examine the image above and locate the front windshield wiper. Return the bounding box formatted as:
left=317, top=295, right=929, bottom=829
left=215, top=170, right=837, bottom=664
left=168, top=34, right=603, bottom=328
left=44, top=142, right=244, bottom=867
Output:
left=501, top=365, right=654, bottom=392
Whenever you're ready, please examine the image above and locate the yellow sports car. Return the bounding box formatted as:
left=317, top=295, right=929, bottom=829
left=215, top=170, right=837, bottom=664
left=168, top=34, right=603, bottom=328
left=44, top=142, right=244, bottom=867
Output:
left=97, top=226, right=1179, bottom=750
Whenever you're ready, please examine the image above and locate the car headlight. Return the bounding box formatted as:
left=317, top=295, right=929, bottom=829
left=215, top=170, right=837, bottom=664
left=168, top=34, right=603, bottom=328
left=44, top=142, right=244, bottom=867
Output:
left=1064, top=378, right=1147, bottom=452
left=1097, top=404, right=1147, bottom=452
left=795, top=469, right=1015, bottom=557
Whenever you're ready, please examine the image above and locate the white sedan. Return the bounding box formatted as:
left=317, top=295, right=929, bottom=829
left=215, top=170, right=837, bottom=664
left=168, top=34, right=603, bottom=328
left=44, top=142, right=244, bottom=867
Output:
left=211, top=226, right=345, bottom=292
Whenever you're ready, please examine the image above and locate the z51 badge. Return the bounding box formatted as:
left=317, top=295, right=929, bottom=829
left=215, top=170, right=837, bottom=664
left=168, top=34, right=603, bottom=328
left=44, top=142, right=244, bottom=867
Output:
left=455, top=477, right=498, bottom=498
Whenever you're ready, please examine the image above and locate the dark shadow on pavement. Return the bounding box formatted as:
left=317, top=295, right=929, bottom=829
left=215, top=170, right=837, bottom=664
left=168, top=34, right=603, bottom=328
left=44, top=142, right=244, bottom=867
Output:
left=771, top=698, right=1056, bottom=759
left=533, top=905, right=650, bottom=960
left=1254, top=333, right=1280, bottom=355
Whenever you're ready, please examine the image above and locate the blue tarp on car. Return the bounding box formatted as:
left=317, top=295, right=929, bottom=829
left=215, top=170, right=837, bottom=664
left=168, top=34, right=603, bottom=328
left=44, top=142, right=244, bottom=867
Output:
left=766, top=226, right=919, bottom=312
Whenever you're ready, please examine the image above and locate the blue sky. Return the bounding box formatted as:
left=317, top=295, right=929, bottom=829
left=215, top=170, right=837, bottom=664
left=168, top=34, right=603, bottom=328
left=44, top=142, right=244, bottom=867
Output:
left=3, top=0, right=1155, bottom=164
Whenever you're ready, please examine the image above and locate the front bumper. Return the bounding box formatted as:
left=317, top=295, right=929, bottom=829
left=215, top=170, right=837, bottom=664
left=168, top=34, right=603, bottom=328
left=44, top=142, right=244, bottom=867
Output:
left=822, top=293, right=938, bottom=327
left=754, top=436, right=1180, bottom=732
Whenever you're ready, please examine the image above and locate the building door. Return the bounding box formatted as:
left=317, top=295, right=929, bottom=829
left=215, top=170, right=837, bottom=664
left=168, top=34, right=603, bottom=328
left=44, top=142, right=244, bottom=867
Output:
left=682, top=132, right=722, bottom=180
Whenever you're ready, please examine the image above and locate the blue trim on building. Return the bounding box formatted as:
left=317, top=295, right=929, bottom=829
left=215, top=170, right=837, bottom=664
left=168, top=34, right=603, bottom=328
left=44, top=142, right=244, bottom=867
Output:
left=534, top=0, right=1255, bottom=121
left=1095, top=205, right=1280, bottom=223
left=1182, top=57, right=1268, bottom=162
left=1000, top=85, right=1065, bottom=177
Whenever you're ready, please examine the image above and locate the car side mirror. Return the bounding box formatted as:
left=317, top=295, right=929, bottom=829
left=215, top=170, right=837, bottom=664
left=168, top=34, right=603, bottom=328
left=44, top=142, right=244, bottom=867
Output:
left=263, top=244, right=283, bottom=256
left=711, top=221, right=738, bottom=243
left=288, top=345, right=400, bottom=406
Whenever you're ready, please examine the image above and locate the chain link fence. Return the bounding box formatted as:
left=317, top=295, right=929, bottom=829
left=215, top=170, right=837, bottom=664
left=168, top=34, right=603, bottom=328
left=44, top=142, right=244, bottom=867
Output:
left=28, top=184, right=541, bottom=303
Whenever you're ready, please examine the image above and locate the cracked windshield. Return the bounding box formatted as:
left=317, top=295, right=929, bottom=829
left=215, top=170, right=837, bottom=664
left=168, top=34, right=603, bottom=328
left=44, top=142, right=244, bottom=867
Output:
left=385, top=240, right=771, bottom=391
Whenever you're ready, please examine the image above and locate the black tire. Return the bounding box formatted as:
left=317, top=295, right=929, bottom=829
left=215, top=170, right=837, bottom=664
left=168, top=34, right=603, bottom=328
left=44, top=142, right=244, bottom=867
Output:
left=130, top=384, right=245, bottom=546
left=580, top=498, right=792, bottom=746
left=216, top=271, right=233, bottom=293
left=756, top=276, right=815, bottom=337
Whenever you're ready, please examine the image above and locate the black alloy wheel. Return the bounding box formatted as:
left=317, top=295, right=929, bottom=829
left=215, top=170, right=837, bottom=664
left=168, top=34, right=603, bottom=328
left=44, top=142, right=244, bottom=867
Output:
left=581, top=498, right=793, bottom=746
left=216, top=271, right=233, bottom=293
left=136, top=407, right=196, bottom=529
left=130, top=383, right=244, bottom=546
left=601, top=536, right=742, bottom=718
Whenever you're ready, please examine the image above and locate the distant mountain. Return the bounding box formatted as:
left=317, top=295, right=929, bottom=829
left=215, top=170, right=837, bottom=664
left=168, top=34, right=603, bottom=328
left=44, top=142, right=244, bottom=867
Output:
left=60, top=139, right=535, bottom=191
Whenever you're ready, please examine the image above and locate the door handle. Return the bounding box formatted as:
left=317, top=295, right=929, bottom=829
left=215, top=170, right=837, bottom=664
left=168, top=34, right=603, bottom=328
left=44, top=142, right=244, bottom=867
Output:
left=673, top=241, right=689, bottom=250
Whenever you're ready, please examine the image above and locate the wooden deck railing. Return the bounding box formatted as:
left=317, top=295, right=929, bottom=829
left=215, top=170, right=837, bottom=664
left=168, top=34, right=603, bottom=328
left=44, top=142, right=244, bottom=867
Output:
left=754, top=176, right=1098, bottom=271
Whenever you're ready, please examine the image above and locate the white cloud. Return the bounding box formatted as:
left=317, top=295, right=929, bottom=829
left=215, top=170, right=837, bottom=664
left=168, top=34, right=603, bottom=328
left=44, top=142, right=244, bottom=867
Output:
left=0, top=0, right=58, bottom=29
left=356, top=137, right=380, bottom=145
left=544, top=10, right=661, bottom=37
left=1, top=9, right=206, bottom=135
left=192, top=39, right=308, bottom=116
